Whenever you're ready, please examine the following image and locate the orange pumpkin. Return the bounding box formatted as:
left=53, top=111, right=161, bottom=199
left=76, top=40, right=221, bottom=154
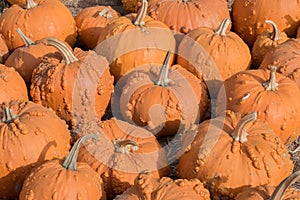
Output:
left=7, top=0, right=26, bottom=7
left=0, top=33, right=9, bottom=64
left=121, top=0, right=142, bottom=13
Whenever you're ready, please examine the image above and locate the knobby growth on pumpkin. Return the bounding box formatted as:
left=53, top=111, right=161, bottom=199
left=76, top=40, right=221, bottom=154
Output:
left=265, top=20, right=281, bottom=41
left=2, top=107, right=18, bottom=124
left=46, top=38, right=78, bottom=64
left=134, top=0, right=148, bottom=26
left=155, top=50, right=172, bottom=87
left=62, top=134, right=98, bottom=170
left=16, top=28, right=35, bottom=47
left=113, top=138, right=139, bottom=154
left=232, top=112, right=257, bottom=143
left=262, top=66, right=279, bottom=91
left=215, top=18, right=230, bottom=36
left=99, top=7, right=113, bottom=18
left=26, top=0, right=38, bottom=9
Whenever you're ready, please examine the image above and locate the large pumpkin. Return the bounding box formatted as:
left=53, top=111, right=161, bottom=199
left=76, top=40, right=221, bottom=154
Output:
left=0, top=100, right=71, bottom=199
left=148, top=0, right=230, bottom=34
left=178, top=111, right=294, bottom=199
left=19, top=134, right=105, bottom=200
left=0, top=0, right=77, bottom=51
left=95, top=0, right=176, bottom=82
left=30, top=38, right=114, bottom=129
left=77, top=118, right=170, bottom=199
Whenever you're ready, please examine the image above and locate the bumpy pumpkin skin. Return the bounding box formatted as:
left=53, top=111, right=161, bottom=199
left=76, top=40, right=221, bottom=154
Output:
left=0, top=0, right=77, bottom=51
left=177, top=18, right=251, bottom=81
left=77, top=118, right=170, bottom=199
left=115, top=172, right=210, bottom=200
left=259, top=39, right=300, bottom=88
left=0, top=34, right=9, bottom=64
left=224, top=68, right=300, bottom=144
left=232, top=0, right=300, bottom=47
left=148, top=0, right=230, bottom=34
left=178, top=111, right=294, bottom=199
left=75, top=6, right=120, bottom=49
left=0, top=64, right=28, bottom=104
left=0, top=100, right=71, bottom=199
left=121, top=0, right=142, bottom=13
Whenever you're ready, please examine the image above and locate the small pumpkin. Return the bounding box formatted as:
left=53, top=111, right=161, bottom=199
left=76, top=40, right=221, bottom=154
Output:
left=178, top=111, right=294, bottom=199
left=0, top=33, right=9, bottom=64
left=223, top=66, right=300, bottom=144
left=251, top=20, right=288, bottom=68
left=0, top=100, right=71, bottom=199
left=121, top=0, right=142, bottom=13
left=19, top=134, right=105, bottom=200
left=30, top=38, right=114, bottom=129
left=0, top=0, right=77, bottom=51
left=77, top=118, right=170, bottom=199
left=96, top=0, right=176, bottom=82
left=115, top=171, right=210, bottom=200
left=177, top=18, right=251, bottom=81
left=75, top=6, right=120, bottom=49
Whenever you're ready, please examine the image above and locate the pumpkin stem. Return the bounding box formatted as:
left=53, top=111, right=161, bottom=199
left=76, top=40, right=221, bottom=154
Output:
left=113, top=139, right=139, bottom=154
left=270, top=170, right=300, bottom=200
left=134, top=0, right=148, bottom=26
left=215, top=18, right=231, bottom=36
left=2, top=107, right=18, bottom=124
left=99, top=7, right=113, bottom=18
left=262, top=66, right=279, bottom=91
left=154, top=50, right=172, bottom=87
left=26, top=0, right=38, bottom=9
left=62, top=134, right=98, bottom=171
left=46, top=38, right=78, bottom=65
left=233, top=112, right=257, bottom=143
left=265, top=20, right=281, bottom=41
left=16, top=28, right=35, bottom=47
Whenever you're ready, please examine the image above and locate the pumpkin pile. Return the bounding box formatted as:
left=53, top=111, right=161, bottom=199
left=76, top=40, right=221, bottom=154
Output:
left=0, top=0, right=300, bottom=199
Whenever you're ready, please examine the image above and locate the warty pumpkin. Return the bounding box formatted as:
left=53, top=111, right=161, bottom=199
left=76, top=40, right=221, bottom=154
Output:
left=121, top=0, right=142, bottom=13
left=0, top=0, right=77, bottom=51
left=0, top=100, right=71, bottom=199
left=178, top=111, right=294, bottom=199
left=19, top=134, right=105, bottom=200
left=0, top=33, right=9, bottom=64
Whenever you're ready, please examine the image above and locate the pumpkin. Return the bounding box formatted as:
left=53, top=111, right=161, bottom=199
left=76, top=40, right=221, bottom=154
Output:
left=231, top=0, right=300, bottom=47
left=251, top=20, right=288, bottom=68
left=19, top=134, right=105, bottom=200
left=223, top=67, right=300, bottom=144
left=0, top=64, right=28, bottom=104
left=4, top=28, right=61, bottom=86
left=0, top=100, right=71, bottom=199
left=0, top=0, right=77, bottom=51
left=30, top=38, right=114, bottom=129
left=7, top=0, right=26, bottom=7
left=114, top=171, right=210, bottom=200
left=297, top=26, right=300, bottom=38
left=259, top=39, right=300, bottom=89
left=114, top=50, right=208, bottom=137
left=148, top=0, right=230, bottom=34
left=75, top=6, right=120, bottom=50
left=0, top=33, right=9, bottom=64
left=235, top=170, right=300, bottom=200
left=77, top=118, right=170, bottom=199
left=178, top=111, right=294, bottom=199
left=177, top=18, right=251, bottom=81
left=95, top=0, right=176, bottom=82
left=121, top=0, right=142, bottom=13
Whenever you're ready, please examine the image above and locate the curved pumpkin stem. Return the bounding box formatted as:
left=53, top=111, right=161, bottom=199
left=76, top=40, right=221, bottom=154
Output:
left=270, top=170, right=300, bottom=200
left=26, top=0, right=38, bottom=9
left=99, top=7, right=113, bottom=18
left=46, top=38, right=78, bottom=65
left=113, top=139, right=139, bottom=154
left=16, top=28, right=35, bottom=47
left=233, top=112, right=257, bottom=143
left=62, top=134, right=98, bottom=171
left=215, top=18, right=231, bottom=36
left=262, top=66, right=279, bottom=91
left=2, top=107, right=18, bottom=124
left=134, top=0, right=148, bottom=26
left=154, top=50, right=172, bottom=87
left=266, top=20, right=281, bottom=41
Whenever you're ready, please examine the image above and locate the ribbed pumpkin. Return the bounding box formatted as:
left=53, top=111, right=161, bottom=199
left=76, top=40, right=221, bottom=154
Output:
left=77, top=118, right=170, bottom=199
left=178, top=111, right=294, bottom=199
left=251, top=20, right=289, bottom=68
left=177, top=18, right=251, bottom=81
left=19, top=134, right=105, bottom=200
left=0, top=33, right=9, bottom=64
left=223, top=67, right=300, bottom=144
left=0, top=0, right=77, bottom=51
left=95, top=0, right=176, bottom=82
left=115, top=171, right=210, bottom=200
left=148, top=0, right=230, bottom=34
left=0, top=100, right=71, bottom=199
left=75, top=6, right=120, bottom=49
left=232, top=0, right=300, bottom=47
left=30, top=38, right=114, bottom=129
